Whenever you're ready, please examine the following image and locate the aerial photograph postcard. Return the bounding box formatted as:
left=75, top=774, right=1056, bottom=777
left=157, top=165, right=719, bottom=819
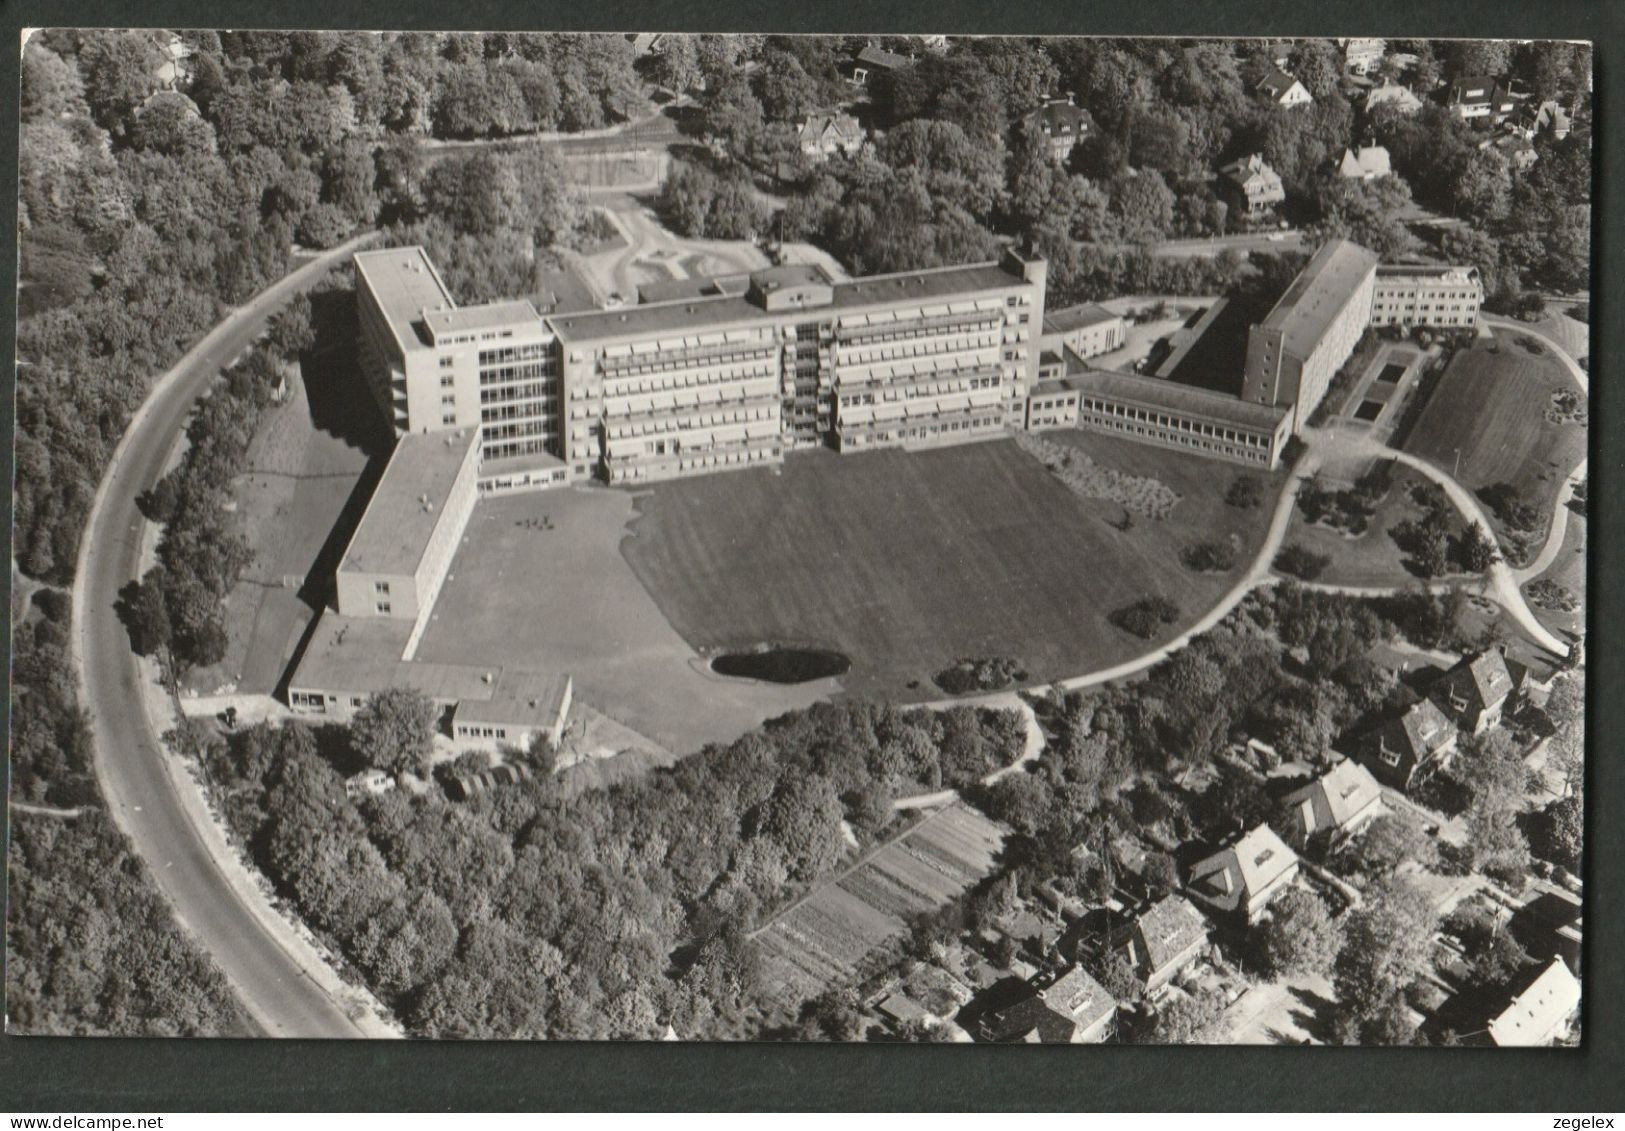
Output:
left=7, top=29, right=1590, bottom=1048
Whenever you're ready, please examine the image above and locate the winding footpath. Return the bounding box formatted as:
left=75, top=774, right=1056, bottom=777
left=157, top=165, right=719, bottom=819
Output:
left=71, top=234, right=399, bottom=1039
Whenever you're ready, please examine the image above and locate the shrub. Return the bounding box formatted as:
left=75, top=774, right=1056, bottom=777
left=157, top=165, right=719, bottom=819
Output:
left=1477, top=482, right=1541, bottom=533
left=1110, top=596, right=1180, bottom=639
left=1225, top=475, right=1263, bottom=509
left=1275, top=543, right=1331, bottom=581
left=1180, top=541, right=1238, bottom=573
left=932, top=656, right=1027, bottom=696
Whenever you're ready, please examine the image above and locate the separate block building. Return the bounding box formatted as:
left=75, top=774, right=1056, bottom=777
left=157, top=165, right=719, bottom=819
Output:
left=333, top=427, right=480, bottom=657
left=977, top=965, right=1116, bottom=1044
left=1115, top=895, right=1210, bottom=994
left=1257, top=66, right=1313, bottom=108
left=1243, top=238, right=1379, bottom=432
left=1187, top=825, right=1301, bottom=924
left=1343, top=38, right=1387, bottom=75
left=1042, top=302, right=1126, bottom=359
left=1446, top=76, right=1517, bottom=123
left=1054, top=367, right=1291, bottom=468
left=1369, top=265, right=1483, bottom=329
left=1338, top=144, right=1392, bottom=181
left=797, top=112, right=863, bottom=161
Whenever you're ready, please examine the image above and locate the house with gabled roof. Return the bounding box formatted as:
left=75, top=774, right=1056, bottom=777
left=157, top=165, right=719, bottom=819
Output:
left=844, top=42, right=912, bottom=87
left=1187, top=825, right=1301, bottom=924
left=1285, top=758, right=1385, bottom=847
left=797, top=112, right=863, bottom=161
left=977, top=965, right=1117, bottom=1044
left=1257, top=65, right=1313, bottom=108
left=1218, top=154, right=1286, bottom=216
left=1362, top=698, right=1457, bottom=789
left=1115, top=895, right=1209, bottom=993
left=1447, top=76, right=1517, bottom=123
left=1432, top=647, right=1515, bottom=737
left=1488, top=959, right=1581, bottom=1047
left=1023, top=92, right=1096, bottom=164
left=1365, top=80, right=1423, bottom=116
left=1338, top=144, right=1392, bottom=181
left=1342, top=38, right=1387, bottom=76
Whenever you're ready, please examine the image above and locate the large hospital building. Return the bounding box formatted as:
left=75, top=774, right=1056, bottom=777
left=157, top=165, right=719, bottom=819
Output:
left=287, top=236, right=1480, bottom=734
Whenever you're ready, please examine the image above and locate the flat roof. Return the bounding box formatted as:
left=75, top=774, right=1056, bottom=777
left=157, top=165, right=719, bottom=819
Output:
left=1044, top=302, right=1120, bottom=334
left=354, top=246, right=456, bottom=353
left=476, top=448, right=567, bottom=480
left=1258, top=239, right=1380, bottom=362
left=637, top=274, right=750, bottom=304
left=455, top=669, right=570, bottom=726
left=289, top=613, right=567, bottom=725
left=549, top=260, right=1026, bottom=345
left=1066, top=365, right=1290, bottom=432
left=424, top=300, right=542, bottom=340
left=341, top=429, right=478, bottom=577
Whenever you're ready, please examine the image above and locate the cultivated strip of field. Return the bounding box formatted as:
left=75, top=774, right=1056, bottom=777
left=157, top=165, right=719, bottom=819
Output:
left=752, top=803, right=1005, bottom=1004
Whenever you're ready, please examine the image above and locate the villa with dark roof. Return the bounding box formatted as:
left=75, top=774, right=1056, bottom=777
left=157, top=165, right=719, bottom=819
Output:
left=1257, top=65, right=1313, bottom=107
left=1022, top=93, right=1096, bottom=164
left=1432, top=648, right=1516, bottom=737
left=977, top=965, right=1117, bottom=1044
left=1362, top=698, right=1457, bottom=789
left=1114, top=895, right=1210, bottom=993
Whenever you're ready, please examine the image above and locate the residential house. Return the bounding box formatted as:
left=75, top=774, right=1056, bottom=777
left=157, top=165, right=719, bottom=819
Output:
left=153, top=32, right=194, bottom=91
left=1364, top=80, right=1424, bottom=116
left=1432, top=647, right=1515, bottom=737
left=1218, top=154, right=1287, bottom=216
left=844, top=42, right=912, bottom=87
left=1023, top=93, right=1096, bottom=164
left=915, top=34, right=950, bottom=54
left=797, top=112, right=864, bottom=161
left=977, top=965, right=1117, bottom=1044
left=1343, top=38, right=1387, bottom=76
left=1509, top=99, right=1573, bottom=141
left=344, top=768, right=397, bottom=800
left=1284, top=758, right=1385, bottom=847
left=1487, top=959, right=1581, bottom=1047
left=1362, top=698, right=1457, bottom=789
left=1447, top=76, right=1517, bottom=123
left=1118, top=895, right=1210, bottom=993
left=1338, top=144, right=1392, bottom=181
left=1257, top=66, right=1314, bottom=108
left=627, top=33, right=666, bottom=58
left=1495, top=136, right=1539, bottom=172
left=875, top=993, right=935, bottom=1032
left=1187, top=825, right=1301, bottom=924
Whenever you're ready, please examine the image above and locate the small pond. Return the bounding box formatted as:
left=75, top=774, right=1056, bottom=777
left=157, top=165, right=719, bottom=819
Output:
left=710, top=647, right=851, bottom=684
left=1354, top=400, right=1384, bottom=422
left=1375, top=362, right=1407, bottom=385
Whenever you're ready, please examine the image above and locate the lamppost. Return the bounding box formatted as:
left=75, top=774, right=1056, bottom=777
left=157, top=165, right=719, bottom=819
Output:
left=1453, top=447, right=1461, bottom=478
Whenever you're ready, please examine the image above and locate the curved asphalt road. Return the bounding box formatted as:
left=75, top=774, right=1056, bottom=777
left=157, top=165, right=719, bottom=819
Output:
left=71, top=234, right=394, bottom=1039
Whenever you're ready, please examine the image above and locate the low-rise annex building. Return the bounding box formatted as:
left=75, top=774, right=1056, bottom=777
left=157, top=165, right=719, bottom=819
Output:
left=1041, top=302, right=1126, bottom=360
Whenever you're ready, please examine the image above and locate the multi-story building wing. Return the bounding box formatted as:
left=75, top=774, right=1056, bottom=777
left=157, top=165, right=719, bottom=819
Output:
left=1369, top=264, right=1483, bottom=329
left=1242, top=238, right=1379, bottom=432
left=354, top=248, right=564, bottom=494
left=547, top=251, right=1046, bottom=482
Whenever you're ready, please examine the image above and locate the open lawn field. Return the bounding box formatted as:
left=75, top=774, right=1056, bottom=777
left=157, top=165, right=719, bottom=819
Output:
left=625, top=435, right=1280, bottom=701
left=1403, top=335, right=1586, bottom=557
left=753, top=803, right=1005, bottom=1005
left=1524, top=510, right=1586, bottom=641
left=1280, top=461, right=1467, bottom=588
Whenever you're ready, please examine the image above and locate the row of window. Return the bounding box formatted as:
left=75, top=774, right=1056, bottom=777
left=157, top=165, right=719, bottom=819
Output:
left=1078, top=414, right=1270, bottom=464
left=839, top=413, right=1002, bottom=447
left=597, top=341, right=777, bottom=378
left=456, top=724, right=513, bottom=740
left=480, top=383, right=552, bottom=405
left=1078, top=399, right=1271, bottom=449
left=481, top=402, right=556, bottom=424
left=601, top=362, right=779, bottom=398
left=478, top=342, right=549, bottom=366
left=483, top=419, right=553, bottom=442
left=606, top=405, right=778, bottom=440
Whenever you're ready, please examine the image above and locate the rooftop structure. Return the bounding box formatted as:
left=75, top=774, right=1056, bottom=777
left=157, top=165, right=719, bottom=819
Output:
left=353, top=246, right=457, bottom=354
left=1044, top=302, right=1120, bottom=335
left=1488, top=960, right=1581, bottom=1047
left=1339, top=144, right=1392, bottom=180
left=1187, top=825, right=1301, bottom=922
left=1285, top=758, right=1384, bottom=845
